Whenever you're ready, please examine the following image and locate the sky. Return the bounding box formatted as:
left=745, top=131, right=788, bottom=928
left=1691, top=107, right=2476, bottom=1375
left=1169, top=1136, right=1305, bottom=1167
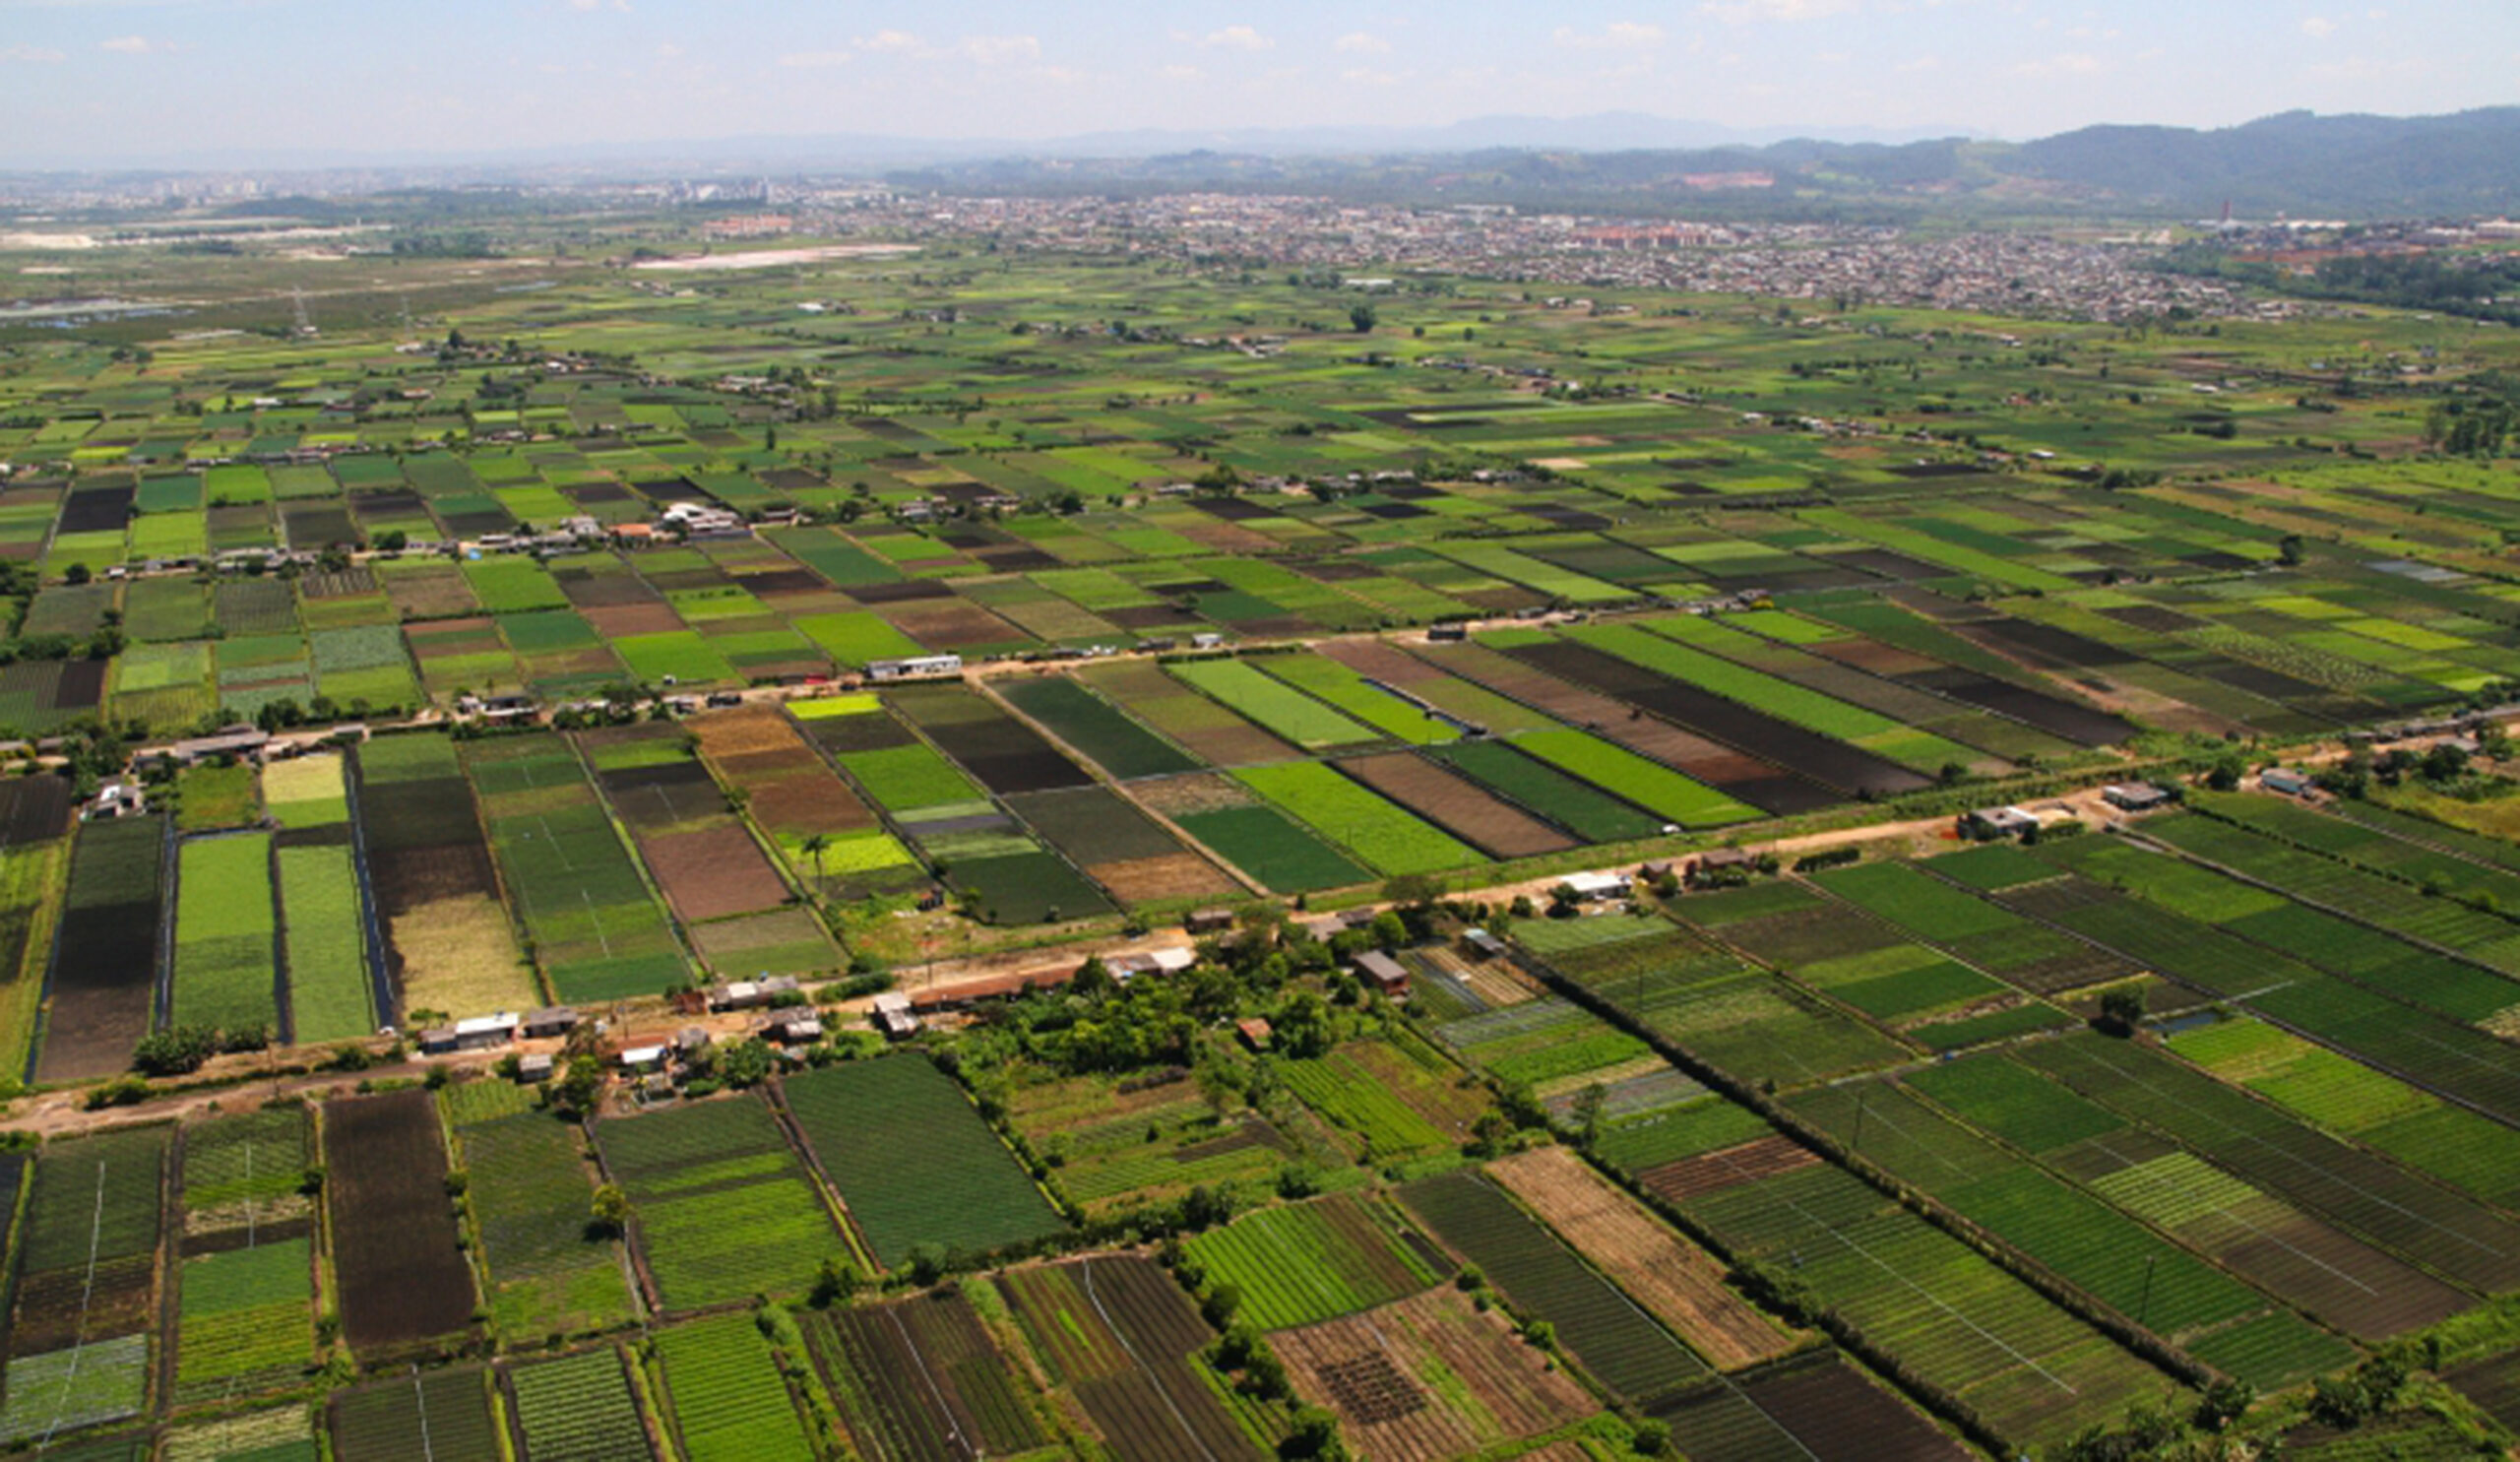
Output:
left=0, top=0, right=2514, bottom=167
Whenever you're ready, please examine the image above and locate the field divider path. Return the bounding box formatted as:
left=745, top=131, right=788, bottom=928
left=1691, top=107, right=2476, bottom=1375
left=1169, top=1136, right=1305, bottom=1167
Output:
left=883, top=1303, right=973, bottom=1460
left=976, top=674, right=1268, bottom=899
left=341, top=748, right=398, bottom=1033
left=151, top=814, right=177, bottom=1032
left=39, top=1156, right=112, bottom=1446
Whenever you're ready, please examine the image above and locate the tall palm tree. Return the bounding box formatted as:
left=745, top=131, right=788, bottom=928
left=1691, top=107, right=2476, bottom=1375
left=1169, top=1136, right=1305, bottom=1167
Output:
left=800, top=833, right=831, bottom=894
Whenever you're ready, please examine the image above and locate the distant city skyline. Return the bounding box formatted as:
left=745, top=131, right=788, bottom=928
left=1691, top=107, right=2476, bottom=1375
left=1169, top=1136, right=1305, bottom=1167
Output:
left=0, top=0, right=2513, bottom=168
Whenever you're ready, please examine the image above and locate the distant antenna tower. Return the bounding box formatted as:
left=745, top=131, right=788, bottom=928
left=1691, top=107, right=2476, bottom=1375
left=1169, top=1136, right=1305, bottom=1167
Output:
left=289, top=286, right=316, bottom=337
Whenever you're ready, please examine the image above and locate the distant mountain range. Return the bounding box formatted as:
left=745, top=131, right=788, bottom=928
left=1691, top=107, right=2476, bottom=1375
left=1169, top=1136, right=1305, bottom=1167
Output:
left=17, top=108, right=2520, bottom=221
left=876, top=108, right=2520, bottom=221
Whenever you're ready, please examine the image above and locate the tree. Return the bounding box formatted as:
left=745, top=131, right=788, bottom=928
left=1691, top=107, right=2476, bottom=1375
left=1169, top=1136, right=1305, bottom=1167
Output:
left=2278, top=533, right=2306, bottom=566
left=799, top=833, right=831, bottom=890
left=906, top=1242, right=949, bottom=1286
left=1570, top=1082, right=1609, bottom=1151
left=1349, top=303, right=1377, bottom=334
left=2204, top=754, right=2245, bottom=793
left=2097, top=985, right=2146, bottom=1036
left=588, top=1183, right=630, bottom=1237
left=1281, top=1407, right=1340, bottom=1459
left=810, top=1256, right=859, bottom=1306
left=132, top=1025, right=220, bottom=1076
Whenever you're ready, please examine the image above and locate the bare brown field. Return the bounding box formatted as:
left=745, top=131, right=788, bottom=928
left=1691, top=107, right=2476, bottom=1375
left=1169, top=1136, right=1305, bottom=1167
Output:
left=1091, top=854, right=1238, bottom=905
left=1637, top=1135, right=1821, bottom=1205
left=1337, top=753, right=1573, bottom=858
left=640, top=823, right=790, bottom=922
left=1490, top=1147, right=1791, bottom=1370
left=1276, top=1286, right=1595, bottom=1462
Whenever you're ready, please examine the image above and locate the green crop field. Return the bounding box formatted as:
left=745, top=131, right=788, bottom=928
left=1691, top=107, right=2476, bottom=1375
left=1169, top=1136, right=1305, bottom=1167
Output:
left=657, top=1316, right=814, bottom=1461
left=1182, top=1193, right=1443, bottom=1329
left=452, top=1102, right=635, bottom=1340
left=172, top=833, right=279, bottom=1035
left=1233, top=760, right=1484, bottom=875
left=781, top=1058, right=1063, bottom=1268
left=507, top=1348, right=651, bottom=1462
left=595, top=1094, right=835, bottom=1310
left=1169, top=659, right=1382, bottom=751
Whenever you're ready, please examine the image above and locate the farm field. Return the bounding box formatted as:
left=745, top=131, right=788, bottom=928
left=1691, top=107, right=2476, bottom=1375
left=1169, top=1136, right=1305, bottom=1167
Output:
left=446, top=1086, right=636, bottom=1340
left=801, top=1288, right=1046, bottom=1462
left=325, top=1089, right=478, bottom=1355
left=1182, top=1192, right=1447, bottom=1330
left=654, top=1313, right=816, bottom=1462
left=14, top=203, right=2520, bottom=1462
left=997, top=1254, right=1264, bottom=1462
left=781, top=1057, right=1065, bottom=1269
left=594, top=1092, right=836, bottom=1310
left=1273, top=1286, right=1600, bottom=1462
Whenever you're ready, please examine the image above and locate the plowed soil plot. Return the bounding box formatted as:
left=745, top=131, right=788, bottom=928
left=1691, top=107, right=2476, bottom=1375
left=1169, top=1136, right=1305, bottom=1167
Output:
left=639, top=823, right=789, bottom=922
left=1508, top=639, right=1927, bottom=798
left=1414, top=640, right=1835, bottom=815
left=1275, top=1287, right=1595, bottom=1462
left=35, top=813, right=167, bottom=1084
left=802, top=1291, right=1044, bottom=1462
left=1335, top=753, right=1573, bottom=859
left=1727, top=1351, right=1970, bottom=1461
left=1004, top=787, right=1236, bottom=904
left=1636, top=1135, right=1819, bottom=1205
left=324, top=1090, right=476, bottom=1353
left=0, top=776, right=72, bottom=846
left=2445, top=1350, right=2520, bottom=1433
left=998, top=1255, right=1259, bottom=1462
left=1488, top=1147, right=1787, bottom=1370
left=888, top=684, right=1092, bottom=795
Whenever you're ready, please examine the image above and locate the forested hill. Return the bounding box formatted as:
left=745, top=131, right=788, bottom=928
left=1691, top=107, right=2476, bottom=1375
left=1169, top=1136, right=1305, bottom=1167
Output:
left=886, top=108, right=2520, bottom=221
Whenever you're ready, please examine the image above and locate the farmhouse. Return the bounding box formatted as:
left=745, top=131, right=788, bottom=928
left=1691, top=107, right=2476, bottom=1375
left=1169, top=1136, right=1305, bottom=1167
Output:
left=1183, top=907, right=1237, bottom=934
left=1560, top=870, right=1633, bottom=903
left=418, top=1012, right=519, bottom=1054
left=1965, top=805, right=2041, bottom=839
left=866, top=654, right=965, bottom=681
left=2103, top=783, right=2174, bottom=812
left=1351, top=949, right=1412, bottom=998
left=2259, top=768, right=2316, bottom=798
left=1463, top=927, right=1509, bottom=960
left=870, top=990, right=921, bottom=1040
left=521, top=1007, right=580, bottom=1039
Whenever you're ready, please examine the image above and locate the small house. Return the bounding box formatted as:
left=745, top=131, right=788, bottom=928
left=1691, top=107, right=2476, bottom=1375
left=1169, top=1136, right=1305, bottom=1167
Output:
left=1352, top=949, right=1412, bottom=999
left=1964, top=806, right=2040, bottom=840
left=1235, top=1017, right=1273, bottom=1051
left=675, top=1027, right=711, bottom=1059
left=2260, top=769, right=2315, bottom=798
left=763, top=1014, right=823, bottom=1046
left=1463, top=927, right=1508, bottom=961
left=870, top=990, right=921, bottom=1040
left=1426, top=624, right=1468, bottom=643
left=521, top=1007, right=580, bottom=1040
left=516, top=1052, right=554, bottom=1083
left=618, top=1045, right=667, bottom=1073
left=1184, top=907, right=1237, bottom=935
left=1559, top=870, right=1633, bottom=904
left=2103, top=783, right=2173, bottom=813
left=865, top=654, right=964, bottom=682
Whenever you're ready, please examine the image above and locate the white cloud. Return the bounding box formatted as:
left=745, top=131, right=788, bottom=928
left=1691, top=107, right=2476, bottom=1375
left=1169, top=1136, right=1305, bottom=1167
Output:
left=1552, top=21, right=1665, bottom=49
left=0, top=43, right=64, bottom=62
left=1340, top=66, right=1405, bottom=85
left=1334, top=32, right=1389, bottom=54
left=778, top=49, right=851, bottom=68
left=1699, top=0, right=1858, bottom=22
left=564, top=0, right=630, bottom=12
left=1159, top=63, right=1202, bottom=81
left=957, top=34, right=1040, bottom=64
left=1895, top=54, right=1941, bottom=72
left=2300, top=15, right=2337, bottom=37
left=1200, top=25, right=1273, bottom=51
left=98, top=33, right=162, bottom=52
left=854, top=29, right=923, bottom=54
left=2011, top=50, right=2105, bottom=76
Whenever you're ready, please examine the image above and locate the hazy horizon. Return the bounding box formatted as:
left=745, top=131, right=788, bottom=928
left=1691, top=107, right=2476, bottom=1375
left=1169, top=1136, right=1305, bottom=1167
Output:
left=0, top=0, right=2514, bottom=170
